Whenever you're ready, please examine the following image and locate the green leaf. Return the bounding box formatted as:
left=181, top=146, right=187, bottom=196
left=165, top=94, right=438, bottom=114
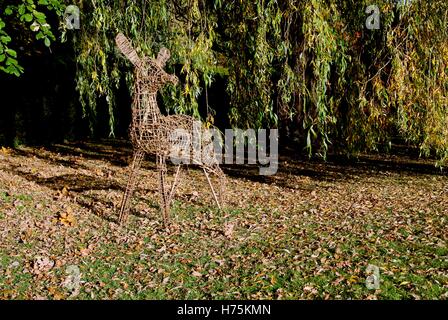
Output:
left=33, top=11, right=46, bottom=20
left=4, top=7, right=13, bottom=16
left=5, top=49, right=17, bottom=58
left=44, top=37, right=51, bottom=47
left=0, top=36, right=11, bottom=44
left=23, top=14, right=34, bottom=22
left=8, top=64, right=21, bottom=76
left=18, top=5, right=26, bottom=15
left=0, top=54, right=5, bottom=63
left=5, top=57, right=17, bottom=66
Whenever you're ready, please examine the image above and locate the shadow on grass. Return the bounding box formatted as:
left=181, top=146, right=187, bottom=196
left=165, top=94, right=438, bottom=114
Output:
left=7, top=167, right=123, bottom=193
left=6, top=139, right=446, bottom=224
left=6, top=164, right=162, bottom=224
left=76, top=193, right=159, bottom=224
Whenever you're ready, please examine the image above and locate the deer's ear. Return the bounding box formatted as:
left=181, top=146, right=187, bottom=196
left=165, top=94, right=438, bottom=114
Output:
left=115, top=33, right=142, bottom=67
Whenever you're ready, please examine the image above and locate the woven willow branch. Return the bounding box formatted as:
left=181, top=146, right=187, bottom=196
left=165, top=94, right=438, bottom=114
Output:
left=115, top=33, right=226, bottom=226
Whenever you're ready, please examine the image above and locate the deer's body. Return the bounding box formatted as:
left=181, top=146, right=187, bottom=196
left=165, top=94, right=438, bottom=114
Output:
left=115, top=33, right=225, bottom=225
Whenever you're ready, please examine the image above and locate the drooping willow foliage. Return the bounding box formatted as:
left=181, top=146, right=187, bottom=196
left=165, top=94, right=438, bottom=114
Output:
left=71, top=0, right=220, bottom=135
left=69, top=0, right=447, bottom=163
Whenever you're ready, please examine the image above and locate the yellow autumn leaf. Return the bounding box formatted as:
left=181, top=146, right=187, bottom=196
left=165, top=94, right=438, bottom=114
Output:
left=1, top=147, right=12, bottom=156
left=184, top=83, right=190, bottom=95
left=57, top=210, right=76, bottom=226
left=348, top=275, right=359, bottom=284
left=61, top=186, right=69, bottom=196
left=48, top=286, right=64, bottom=300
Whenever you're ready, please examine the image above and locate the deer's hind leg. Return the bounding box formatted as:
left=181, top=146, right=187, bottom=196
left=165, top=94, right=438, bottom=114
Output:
left=157, top=155, right=171, bottom=226
left=119, top=149, right=145, bottom=225
left=202, top=164, right=226, bottom=209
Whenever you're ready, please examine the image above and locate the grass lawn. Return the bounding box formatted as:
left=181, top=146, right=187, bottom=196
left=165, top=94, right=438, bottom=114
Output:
left=0, top=141, right=447, bottom=299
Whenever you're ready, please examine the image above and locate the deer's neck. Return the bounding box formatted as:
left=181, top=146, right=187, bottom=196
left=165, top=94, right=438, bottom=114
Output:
left=133, top=92, right=161, bottom=123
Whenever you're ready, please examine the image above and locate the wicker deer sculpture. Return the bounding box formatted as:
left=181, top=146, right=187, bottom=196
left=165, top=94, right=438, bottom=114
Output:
left=115, top=33, right=226, bottom=225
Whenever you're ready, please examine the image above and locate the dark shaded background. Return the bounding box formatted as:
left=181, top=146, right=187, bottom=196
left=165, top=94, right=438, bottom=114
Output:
left=0, top=38, right=231, bottom=147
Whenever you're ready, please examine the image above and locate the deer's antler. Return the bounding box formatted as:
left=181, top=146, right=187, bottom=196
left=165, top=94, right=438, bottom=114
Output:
left=115, top=33, right=142, bottom=67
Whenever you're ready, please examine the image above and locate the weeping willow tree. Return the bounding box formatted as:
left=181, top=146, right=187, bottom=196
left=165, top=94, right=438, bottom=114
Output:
left=71, top=0, right=220, bottom=135
left=69, top=0, right=448, bottom=164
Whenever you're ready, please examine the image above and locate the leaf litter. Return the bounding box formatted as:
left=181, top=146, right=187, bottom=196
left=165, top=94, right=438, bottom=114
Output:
left=0, top=141, right=446, bottom=299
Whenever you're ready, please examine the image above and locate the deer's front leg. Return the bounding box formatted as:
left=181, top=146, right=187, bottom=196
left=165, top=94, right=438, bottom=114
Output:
left=119, top=150, right=145, bottom=225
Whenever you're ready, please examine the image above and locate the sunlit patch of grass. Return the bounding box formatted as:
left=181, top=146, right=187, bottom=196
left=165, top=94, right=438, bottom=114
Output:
left=0, top=254, right=33, bottom=299
left=0, top=191, right=11, bottom=203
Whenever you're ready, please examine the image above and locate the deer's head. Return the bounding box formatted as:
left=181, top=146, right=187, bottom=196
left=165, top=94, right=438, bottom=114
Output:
left=115, top=33, right=178, bottom=88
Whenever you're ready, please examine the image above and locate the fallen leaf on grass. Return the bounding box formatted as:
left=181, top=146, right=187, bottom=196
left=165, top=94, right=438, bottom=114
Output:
left=79, top=248, right=90, bottom=256
left=33, top=256, right=54, bottom=274
left=224, top=222, right=235, bottom=239
left=48, top=286, right=65, bottom=300
left=53, top=209, right=76, bottom=226
left=56, top=186, right=69, bottom=199
left=347, top=275, right=360, bottom=284
left=1, top=147, right=12, bottom=156
left=192, top=270, right=202, bottom=277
